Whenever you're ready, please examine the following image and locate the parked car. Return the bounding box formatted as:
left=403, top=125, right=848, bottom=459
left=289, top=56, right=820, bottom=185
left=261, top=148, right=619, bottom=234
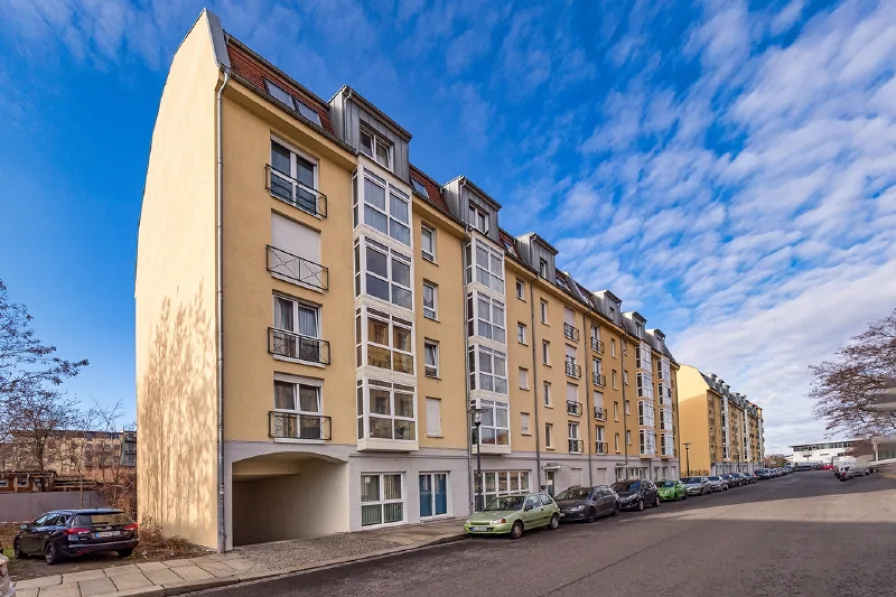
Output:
left=464, top=493, right=560, bottom=539
left=681, top=476, right=712, bottom=496
left=721, top=474, right=740, bottom=487
left=14, top=509, right=139, bottom=565
left=743, top=472, right=758, bottom=484
left=706, top=475, right=728, bottom=492
left=822, top=463, right=834, bottom=470
left=837, top=464, right=871, bottom=481
left=554, top=485, right=619, bottom=522
left=657, top=480, right=688, bottom=501
left=611, top=479, right=660, bottom=511
left=0, top=553, right=14, bottom=597
left=783, top=466, right=793, bottom=474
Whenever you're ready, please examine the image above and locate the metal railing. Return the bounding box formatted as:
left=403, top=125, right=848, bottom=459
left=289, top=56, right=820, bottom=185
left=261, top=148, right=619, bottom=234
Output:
left=566, top=400, right=583, bottom=416
left=267, top=245, right=329, bottom=290
left=591, top=338, right=604, bottom=354
left=565, top=360, right=582, bottom=379
left=266, top=165, right=328, bottom=218
left=594, top=407, right=607, bottom=421
left=592, top=373, right=606, bottom=387
left=269, top=411, right=332, bottom=440
left=563, top=323, right=580, bottom=342
left=595, top=441, right=608, bottom=455
left=568, top=439, right=584, bottom=454
left=269, top=328, right=331, bottom=365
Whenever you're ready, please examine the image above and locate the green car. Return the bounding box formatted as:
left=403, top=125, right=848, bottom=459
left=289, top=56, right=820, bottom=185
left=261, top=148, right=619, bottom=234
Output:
left=657, top=480, right=687, bottom=501
left=464, top=493, right=560, bottom=539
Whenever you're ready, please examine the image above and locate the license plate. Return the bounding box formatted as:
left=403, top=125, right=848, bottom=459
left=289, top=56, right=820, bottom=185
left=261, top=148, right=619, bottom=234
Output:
left=470, top=526, right=488, bottom=532
left=559, top=513, right=566, bottom=517
left=96, top=531, right=120, bottom=538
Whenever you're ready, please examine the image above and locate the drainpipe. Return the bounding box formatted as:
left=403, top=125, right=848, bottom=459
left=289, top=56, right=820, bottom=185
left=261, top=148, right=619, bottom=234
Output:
left=458, top=180, right=475, bottom=514
left=529, top=277, right=543, bottom=491
left=216, top=67, right=231, bottom=554
left=583, top=311, right=593, bottom=487
left=622, top=355, right=629, bottom=479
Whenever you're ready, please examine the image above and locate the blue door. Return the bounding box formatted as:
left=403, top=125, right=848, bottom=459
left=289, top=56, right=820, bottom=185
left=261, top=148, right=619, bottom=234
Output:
left=419, top=475, right=433, bottom=517
left=420, top=473, right=448, bottom=517
left=434, top=474, right=448, bottom=515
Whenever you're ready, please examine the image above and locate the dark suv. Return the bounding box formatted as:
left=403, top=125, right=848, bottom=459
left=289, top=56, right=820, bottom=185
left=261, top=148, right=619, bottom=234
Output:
left=554, top=485, right=620, bottom=522
left=14, top=509, right=139, bottom=565
left=611, top=479, right=660, bottom=511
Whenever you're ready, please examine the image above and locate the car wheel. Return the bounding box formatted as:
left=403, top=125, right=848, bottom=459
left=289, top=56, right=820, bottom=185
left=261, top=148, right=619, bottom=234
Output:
left=45, top=541, right=62, bottom=565
left=14, top=539, right=27, bottom=559
left=612, top=503, right=619, bottom=516
left=510, top=521, right=524, bottom=539
left=654, top=495, right=661, bottom=507
left=548, top=514, right=560, bottom=530
left=117, top=548, right=134, bottom=559
left=683, top=493, right=688, bottom=500
left=637, top=499, right=645, bottom=512
left=587, top=508, right=597, bottom=523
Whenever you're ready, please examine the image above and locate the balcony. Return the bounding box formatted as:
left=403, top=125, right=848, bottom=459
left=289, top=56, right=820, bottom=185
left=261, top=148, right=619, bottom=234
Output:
left=590, top=337, right=604, bottom=354
left=566, top=400, right=583, bottom=416
left=565, top=360, right=582, bottom=379
left=592, top=373, right=606, bottom=388
left=269, top=328, right=331, bottom=365
left=269, top=411, right=332, bottom=441
left=563, top=323, right=580, bottom=342
left=595, top=441, right=608, bottom=455
left=568, top=439, right=584, bottom=454
left=267, top=245, right=329, bottom=291
left=266, top=165, right=328, bottom=218
left=594, top=407, right=607, bottom=421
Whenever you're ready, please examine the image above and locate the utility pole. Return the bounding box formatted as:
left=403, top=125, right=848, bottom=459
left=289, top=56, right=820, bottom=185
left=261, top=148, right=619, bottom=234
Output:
left=684, top=442, right=691, bottom=477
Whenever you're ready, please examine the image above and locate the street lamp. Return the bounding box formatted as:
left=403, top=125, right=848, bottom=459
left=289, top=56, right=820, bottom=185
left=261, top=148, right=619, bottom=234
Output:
left=683, top=442, right=691, bottom=477
left=472, top=407, right=485, bottom=511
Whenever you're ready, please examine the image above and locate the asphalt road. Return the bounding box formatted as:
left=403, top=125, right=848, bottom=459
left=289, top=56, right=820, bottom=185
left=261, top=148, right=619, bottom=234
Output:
left=202, top=471, right=896, bottom=597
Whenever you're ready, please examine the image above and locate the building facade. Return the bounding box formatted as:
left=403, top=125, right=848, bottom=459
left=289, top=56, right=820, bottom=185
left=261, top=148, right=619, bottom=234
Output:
left=787, top=440, right=857, bottom=466
left=677, top=365, right=765, bottom=475
left=0, top=430, right=136, bottom=477
left=136, top=10, right=682, bottom=551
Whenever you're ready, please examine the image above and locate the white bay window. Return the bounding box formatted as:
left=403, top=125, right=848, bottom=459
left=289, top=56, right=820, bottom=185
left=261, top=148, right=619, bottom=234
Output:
left=354, top=237, right=413, bottom=310
left=465, top=240, right=504, bottom=293
left=354, top=307, right=414, bottom=375
left=638, top=400, right=655, bottom=428
left=468, top=346, right=508, bottom=395
left=466, top=291, right=505, bottom=344
left=474, top=399, right=509, bottom=447
left=356, top=379, right=416, bottom=442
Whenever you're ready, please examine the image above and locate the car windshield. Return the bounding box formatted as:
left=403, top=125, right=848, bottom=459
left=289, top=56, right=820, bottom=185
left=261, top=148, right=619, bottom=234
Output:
left=483, top=496, right=525, bottom=511
left=555, top=487, right=591, bottom=500
left=612, top=481, right=640, bottom=492
left=708, top=476, right=721, bottom=481
left=681, top=477, right=702, bottom=484
left=72, top=512, right=133, bottom=526
left=659, top=481, right=676, bottom=488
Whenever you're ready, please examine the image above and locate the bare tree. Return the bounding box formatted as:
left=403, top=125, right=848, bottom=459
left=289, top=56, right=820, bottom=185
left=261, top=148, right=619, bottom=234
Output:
left=810, top=308, right=896, bottom=437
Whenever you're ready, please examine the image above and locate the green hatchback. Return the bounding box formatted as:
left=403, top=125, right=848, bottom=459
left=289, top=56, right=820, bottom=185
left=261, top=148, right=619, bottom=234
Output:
left=464, top=493, right=560, bottom=539
left=657, top=480, right=688, bottom=501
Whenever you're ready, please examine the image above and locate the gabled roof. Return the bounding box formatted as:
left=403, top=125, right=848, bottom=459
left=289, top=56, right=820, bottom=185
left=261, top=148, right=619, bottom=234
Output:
left=332, top=85, right=412, bottom=142
left=409, top=164, right=456, bottom=222
left=521, top=232, right=559, bottom=255
left=446, top=176, right=502, bottom=209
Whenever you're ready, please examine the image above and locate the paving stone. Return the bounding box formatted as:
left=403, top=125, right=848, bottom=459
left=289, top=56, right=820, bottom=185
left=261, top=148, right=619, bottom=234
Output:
left=63, top=571, right=108, bottom=583
left=160, top=560, right=194, bottom=569
left=103, top=566, right=140, bottom=578
left=161, top=578, right=238, bottom=596
left=194, top=562, right=237, bottom=579
left=76, top=577, right=117, bottom=597
left=16, top=589, right=39, bottom=597
left=215, top=558, right=256, bottom=572
left=103, top=588, right=164, bottom=597
left=37, top=583, right=81, bottom=597
left=134, top=563, right=168, bottom=573
left=140, top=569, right=182, bottom=586
left=14, top=576, right=62, bottom=589
left=170, top=566, right=214, bottom=582
left=110, top=574, right=153, bottom=592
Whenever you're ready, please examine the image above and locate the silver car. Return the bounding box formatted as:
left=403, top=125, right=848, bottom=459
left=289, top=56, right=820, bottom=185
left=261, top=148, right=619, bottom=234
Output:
left=681, top=476, right=712, bottom=496
left=706, top=475, right=729, bottom=492
left=0, top=554, right=15, bottom=597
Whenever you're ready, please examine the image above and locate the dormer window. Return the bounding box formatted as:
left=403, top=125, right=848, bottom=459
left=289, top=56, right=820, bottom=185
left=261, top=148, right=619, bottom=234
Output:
left=555, top=275, right=568, bottom=290
left=636, top=323, right=643, bottom=335
left=468, top=203, right=489, bottom=234
left=539, top=258, right=548, bottom=278
left=411, top=178, right=429, bottom=197
left=264, top=79, right=322, bottom=127
left=360, top=128, right=392, bottom=170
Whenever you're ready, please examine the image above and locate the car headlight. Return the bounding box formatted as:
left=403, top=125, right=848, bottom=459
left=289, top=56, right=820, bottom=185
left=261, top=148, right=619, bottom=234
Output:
left=491, top=518, right=507, bottom=525
left=465, top=520, right=471, bottom=525
left=621, top=494, right=636, bottom=502
left=569, top=505, right=584, bottom=512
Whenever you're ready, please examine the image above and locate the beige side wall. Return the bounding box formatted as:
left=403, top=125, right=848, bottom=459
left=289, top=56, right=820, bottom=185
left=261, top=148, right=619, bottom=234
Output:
left=676, top=365, right=712, bottom=474
left=135, top=13, right=221, bottom=549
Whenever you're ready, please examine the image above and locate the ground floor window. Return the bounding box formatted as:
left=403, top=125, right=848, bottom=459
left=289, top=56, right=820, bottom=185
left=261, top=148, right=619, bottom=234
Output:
left=419, top=473, right=448, bottom=517
left=476, top=470, right=530, bottom=508
left=361, top=473, right=403, bottom=526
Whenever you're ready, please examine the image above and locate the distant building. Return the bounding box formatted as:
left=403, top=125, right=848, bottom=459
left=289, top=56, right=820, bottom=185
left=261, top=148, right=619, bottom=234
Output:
left=0, top=471, right=55, bottom=493
left=0, top=430, right=137, bottom=479
left=788, top=440, right=858, bottom=465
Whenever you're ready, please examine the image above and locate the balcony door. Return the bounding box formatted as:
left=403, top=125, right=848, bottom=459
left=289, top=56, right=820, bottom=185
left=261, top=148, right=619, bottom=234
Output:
left=419, top=473, right=448, bottom=518
left=270, top=213, right=324, bottom=288
left=274, top=296, right=321, bottom=363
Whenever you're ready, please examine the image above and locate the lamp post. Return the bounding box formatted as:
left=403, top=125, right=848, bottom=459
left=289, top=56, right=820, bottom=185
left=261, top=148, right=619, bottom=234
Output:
left=684, top=442, right=691, bottom=477
left=473, top=408, right=484, bottom=511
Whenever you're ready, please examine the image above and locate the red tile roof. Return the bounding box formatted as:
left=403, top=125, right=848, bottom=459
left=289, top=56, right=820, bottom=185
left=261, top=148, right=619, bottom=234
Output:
left=226, top=38, right=335, bottom=135
left=409, top=164, right=454, bottom=220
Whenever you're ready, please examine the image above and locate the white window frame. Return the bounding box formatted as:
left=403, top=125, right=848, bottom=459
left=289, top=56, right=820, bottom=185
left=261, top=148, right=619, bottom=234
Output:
left=480, top=471, right=531, bottom=506
left=545, top=423, right=554, bottom=448
left=468, top=346, right=508, bottom=394
left=361, top=473, right=404, bottom=527
left=636, top=372, right=654, bottom=399
left=356, top=170, right=410, bottom=245
left=613, top=401, right=620, bottom=421
left=411, top=177, right=429, bottom=197
left=355, top=237, right=413, bottom=310
left=425, top=398, right=442, bottom=437
left=612, top=370, right=618, bottom=389
left=356, top=379, right=417, bottom=441
left=423, top=282, right=438, bottom=320
left=611, top=338, right=617, bottom=358
left=542, top=340, right=551, bottom=365
left=273, top=377, right=322, bottom=415
left=477, top=399, right=509, bottom=446
left=270, top=138, right=321, bottom=216
left=517, top=323, right=527, bottom=345
left=467, top=240, right=504, bottom=292
left=626, top=430, right=632, bottom=445
left=421, top=224, right=436, bottom=262
left=639, top=429, right=656, bottom=455
left=468, top=203, right=490, bottom=234
left=521, top=413, right=531, bottom=435
left=540, top=300, right=549, bottom=323
left=419, top=472, right=449, bottom=517
left=357, top=307, right=415, bottom=375
left=264, top=80, right=322, bottom=126
left=539, top=258, right=548, bottom=277
left=614, top=433, right=620, bottom=452
left=360, top=128, right=393, bottom=170
left=515, top=279, right=525, bottom=300
left=543, top=382, right=552, bottom=407
left=424, top=340, right=439, bottom=378
left=468, top=291, right=505, bottom=343
left=638, top=401, right=655, bottom=427
left=518, top=367, right=529, bottom=390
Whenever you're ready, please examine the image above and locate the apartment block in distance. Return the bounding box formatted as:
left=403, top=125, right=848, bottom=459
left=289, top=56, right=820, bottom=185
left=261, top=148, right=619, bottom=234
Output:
left=677, top=365, right=765, bottom=475
left=136, top=10, right=683, bottom=551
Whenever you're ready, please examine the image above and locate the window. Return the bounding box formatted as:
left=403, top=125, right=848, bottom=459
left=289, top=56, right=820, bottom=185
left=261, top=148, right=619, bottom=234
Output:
left=639, top=430, right=656, bottom=455
left=358, top=308, right=414, bottom=374
left=519, top=368, right=529, bottom=390
left=614, top=433, right=620, bottom=452
left=274, top=379, right=321, bottom=415
left=264, top=80, right=322, bottom=126
left=272, top=296, right=324, bottom=362
left=612, top=370, right=618, bottom=389
left=360, top=128, right=393, bottom=170
left=16, top=477, right=29, bottom=488
left=468, top=203, right=489, bottom=233
left=424, top=341, right=439, bottom=378
left=611, top=338, right=617, bottom=358
left=357, top=171, right=409, bottom=244
left=516, top=279, right=525, bottom=299
left=625, top=400, right=631, bottom=415
left=355, top=237, right=413, bottom=309
left=361, top=473, right=403, bottom=526
left=270, top=141, right=321, bottom=217
left=568, top=423, right=580, bottom=440
left=466, top=241, right=504, bottom=292
left=521, top=413, right=531, bottom=435
left=636, top=373, right=654, bottom=399
left=517, top=323, right=527, bottom=345
left=542, top=341, right=551, bottom=365
left=423, top=282, right=438, bottom=319
left=636, top=343, right=653, bottom=372
left=545, top=423, right=554, bottom=448
left=411, top=177, right=429, bottom=197
left=357, top=379, right=416, bottom=441
left=478, top=471, right=531, bottom=507
left=638, top=401, right=655, bottom=427
left=613, top=401, right=620, bottom=421
left=421, top=225, right=436, bottom=262
left=419, top=473, right=448, bottom=517
left=476, top=400, right=509, bottom=446
left=0, top=479, right=7, bottom=488
left=425, top=398, right=441, bottom=436
left=468, top=346, right=508, bottom=394
left=540, top=300, right=549, bottom=323
left=539, top=258, right=548, bottom=277
left=543, top=382, right=552, bottom=407
left=467, top=292, right=505, bottom=343
left=626, top=430, right=632, bottom=445
left=624, top=370, right=629, bottom=385
left=592, top=358, right=602, bottom=377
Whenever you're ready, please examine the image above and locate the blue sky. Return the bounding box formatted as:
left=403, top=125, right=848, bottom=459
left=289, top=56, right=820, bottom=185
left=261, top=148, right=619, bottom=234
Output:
left=1, top=0, right=895, bottom=452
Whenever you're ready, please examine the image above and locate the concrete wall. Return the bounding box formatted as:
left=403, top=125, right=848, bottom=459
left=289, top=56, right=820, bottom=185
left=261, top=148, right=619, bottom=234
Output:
left=0, top=492, right=105, bottom=523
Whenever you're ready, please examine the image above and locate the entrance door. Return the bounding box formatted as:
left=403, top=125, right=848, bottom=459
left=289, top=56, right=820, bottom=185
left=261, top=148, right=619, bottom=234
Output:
left=419, top=473, right=448, bottom=518
left=545, top=470, right=556, bottom=496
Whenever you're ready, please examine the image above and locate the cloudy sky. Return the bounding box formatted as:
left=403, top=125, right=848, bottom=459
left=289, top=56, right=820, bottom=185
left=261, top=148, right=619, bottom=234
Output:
left=1, top=0, right=894, bottom=453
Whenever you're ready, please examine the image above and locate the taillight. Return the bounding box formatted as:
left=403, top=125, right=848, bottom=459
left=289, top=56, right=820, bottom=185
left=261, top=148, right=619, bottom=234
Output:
left=64, top=527, right=92, bottom=535
left=124, top=523, right=139, bottom=531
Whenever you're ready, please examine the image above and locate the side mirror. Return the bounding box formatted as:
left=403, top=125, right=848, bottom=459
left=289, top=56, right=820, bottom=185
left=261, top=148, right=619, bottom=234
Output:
left=524, top=504, right=534, bottom=511
left=19, top=524, right=30, bottom=531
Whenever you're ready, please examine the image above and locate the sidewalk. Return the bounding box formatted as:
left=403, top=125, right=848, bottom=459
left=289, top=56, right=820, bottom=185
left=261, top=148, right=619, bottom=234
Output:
left=13, top=519, right=467, bottom=597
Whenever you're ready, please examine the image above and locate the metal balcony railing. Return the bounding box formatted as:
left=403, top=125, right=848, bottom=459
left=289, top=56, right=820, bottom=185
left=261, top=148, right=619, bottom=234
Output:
left=269, top=411, right=332, bottom=440
left=267, top=245, right=329, bottom=290
left=266, top=165, right=328, bottom=218
left=269, top=328, right=331, bottom=365
left=568, top=439, right=584, bottom=454
left=592, top=373, right=606, bottom=387
left=563, top=323, right=580, bottom=342
left=565, top=360, right=582, bottom=379
left=594, top=407, right=607, bottom=421
left=566, top=400, right=583, bottom=416
left=595, top=441, right=608, bottom=455
left=591, top=338, right=604, bottom=354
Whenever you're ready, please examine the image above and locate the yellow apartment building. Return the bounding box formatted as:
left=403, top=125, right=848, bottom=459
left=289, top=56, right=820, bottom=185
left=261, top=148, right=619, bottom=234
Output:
left=136, top=10, right=684, bottom=551
left=677, top=365, right=765, bottom=475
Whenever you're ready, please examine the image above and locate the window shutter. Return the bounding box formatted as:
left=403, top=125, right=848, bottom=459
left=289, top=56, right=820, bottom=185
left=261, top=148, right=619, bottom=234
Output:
left=566, top=383, right=578, bottom=403
left=271, top=213, right=321, bottom=263
left=564, top=307, right=575, bottom=325
left=426, top=398, right=441, bottom=436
